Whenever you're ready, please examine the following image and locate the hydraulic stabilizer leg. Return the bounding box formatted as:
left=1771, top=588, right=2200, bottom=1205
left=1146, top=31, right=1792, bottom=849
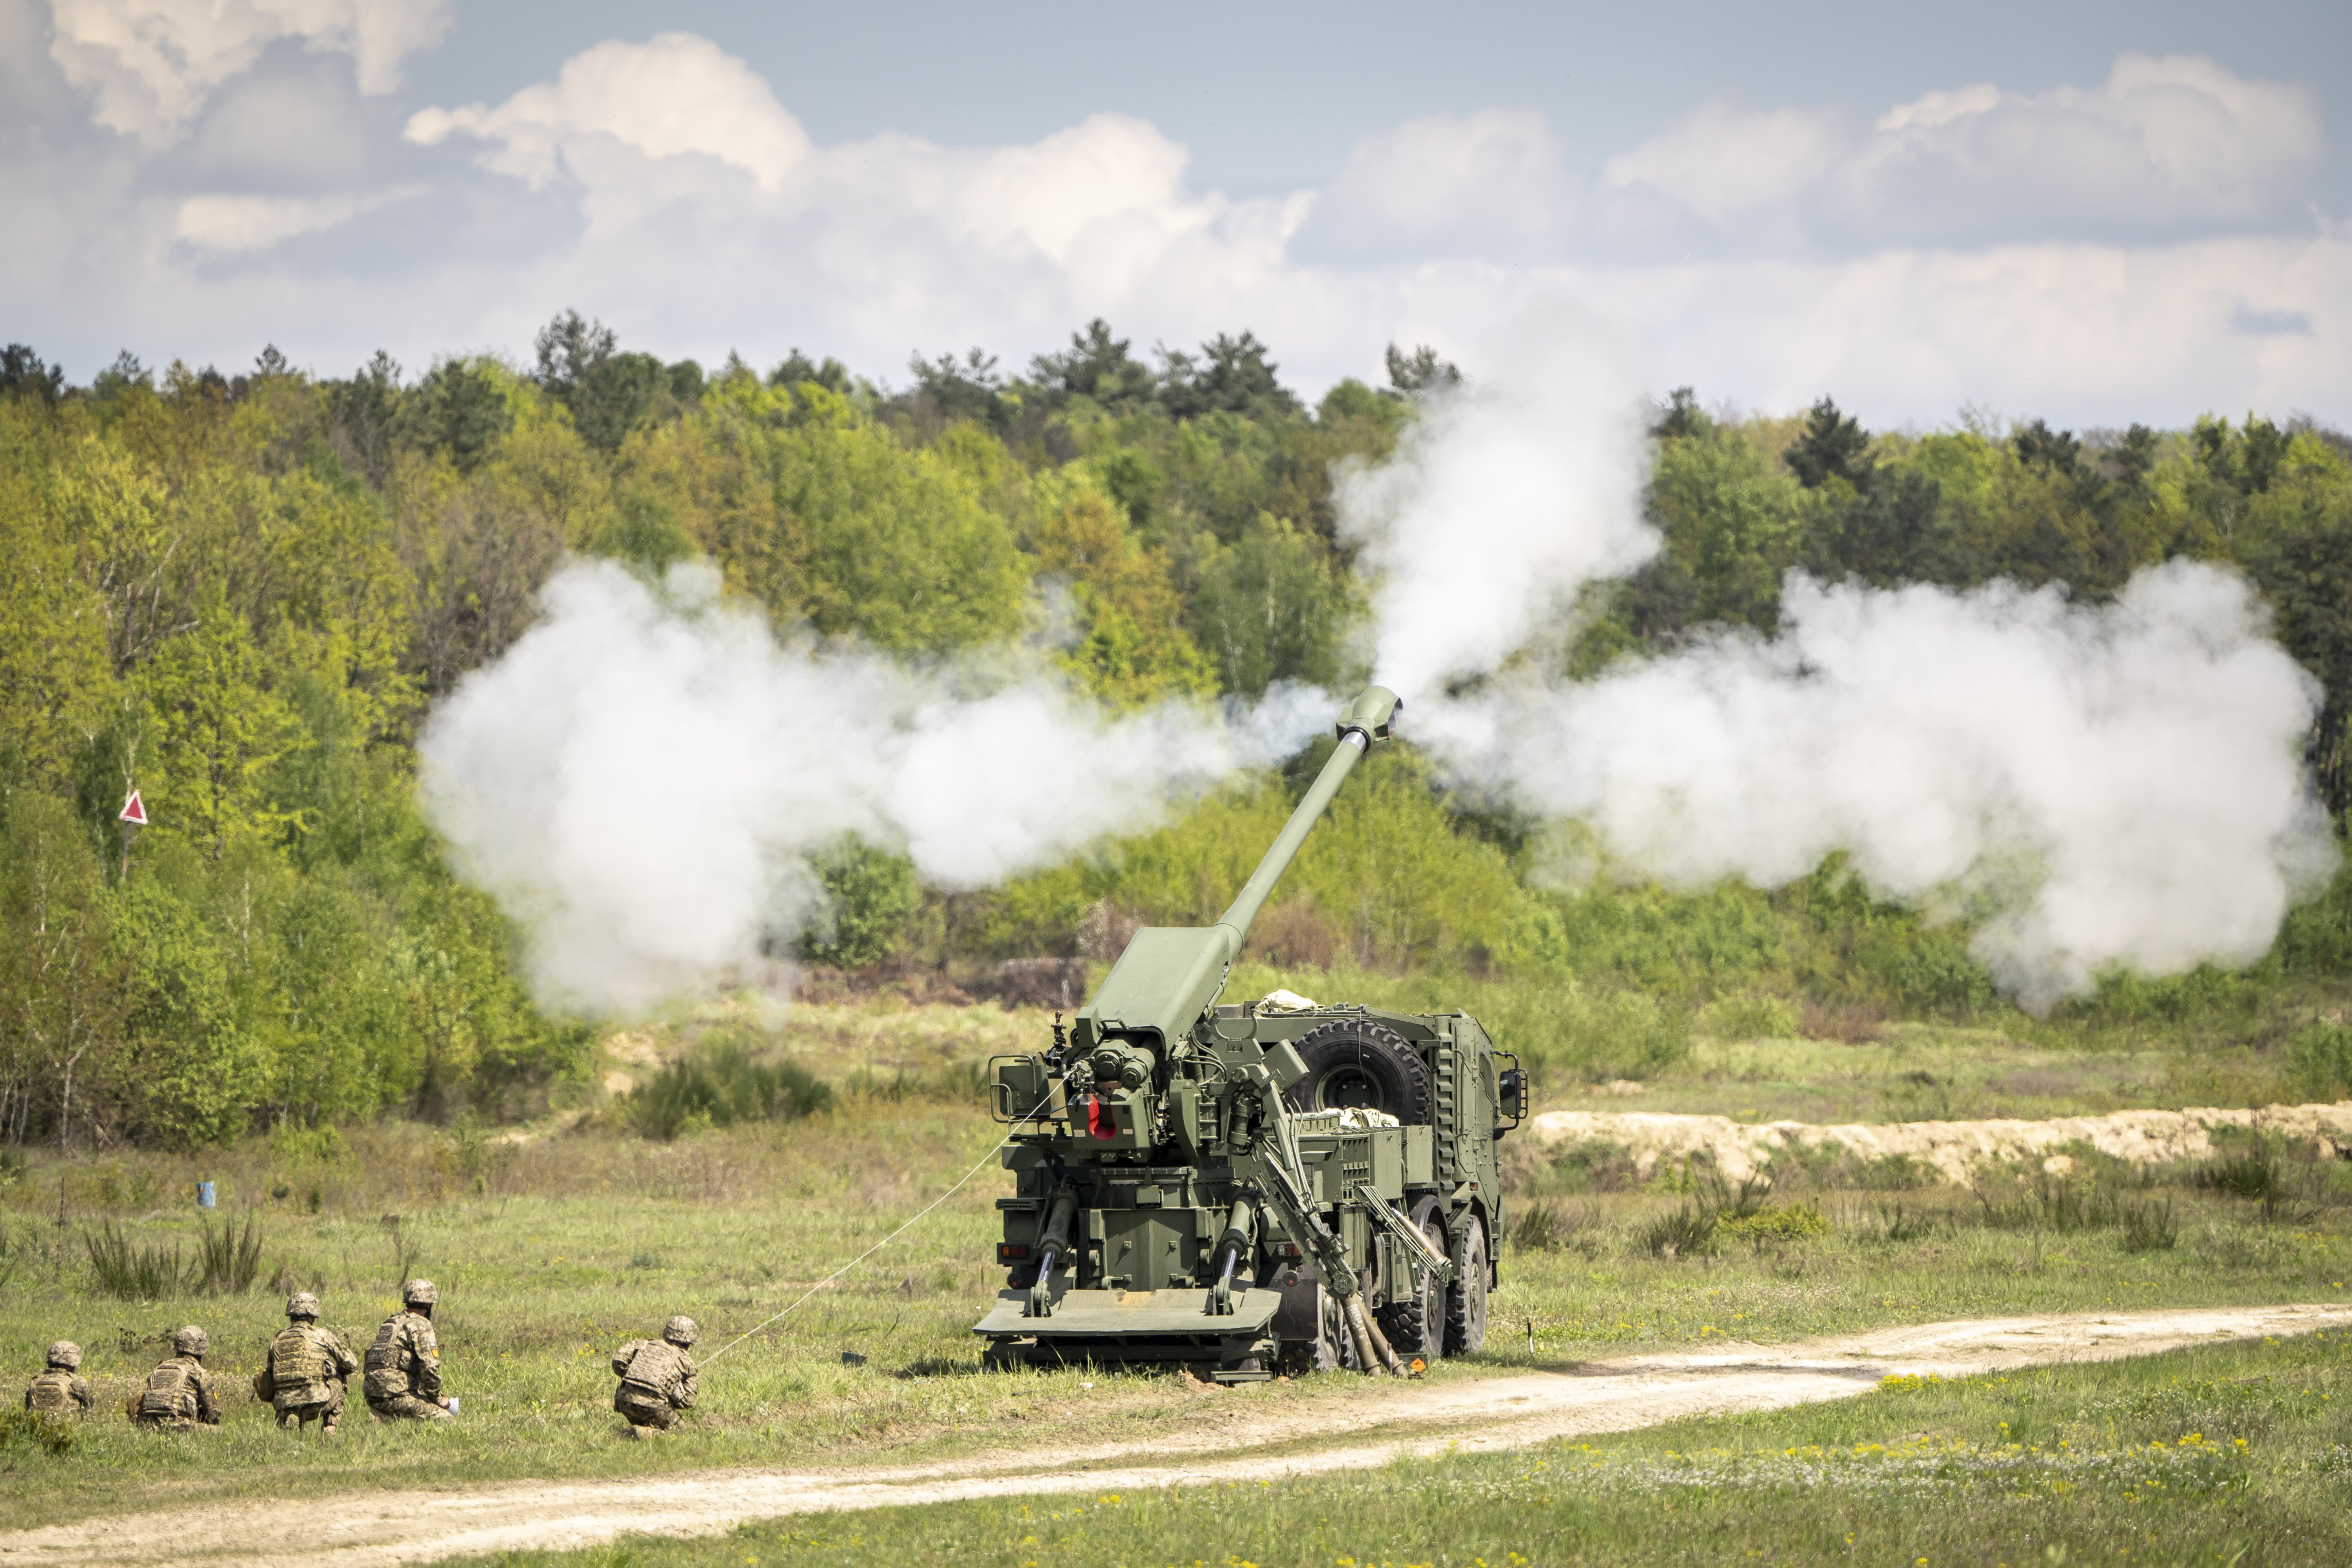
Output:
left=1207, top=1198, right=1256, bottom=1316
left=1026, top=1189, right=1077, bottom=1319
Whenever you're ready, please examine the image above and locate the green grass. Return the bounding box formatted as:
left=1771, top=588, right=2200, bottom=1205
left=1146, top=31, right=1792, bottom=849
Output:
left=3, top=997, right=2349, bottom=1539
left=452, top=1330, right=2352, bottom=1567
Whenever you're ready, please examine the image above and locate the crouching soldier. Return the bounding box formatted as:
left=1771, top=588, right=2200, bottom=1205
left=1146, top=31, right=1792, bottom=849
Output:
left=25, top=1342, right=94, bottom=1415
left=365, top=1279, right=452, bottom=1422
left=132, top=1326, right=221, bottom=1431
left=612, top=1315, right=698, bottom=1437
left=257, top=1292, right=359, bottom=1434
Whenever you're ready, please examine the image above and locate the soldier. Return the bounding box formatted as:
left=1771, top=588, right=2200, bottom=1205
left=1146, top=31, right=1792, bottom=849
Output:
left=256, top=1292, right=360, bottom=1434
left=611, top=1315, right=700, bottom=1437
left=24, top=1341, right=94, bottom=1415
left=131, top=1326, right=221, bottom=1431
left=364, top=1279, right=452, bottom=1422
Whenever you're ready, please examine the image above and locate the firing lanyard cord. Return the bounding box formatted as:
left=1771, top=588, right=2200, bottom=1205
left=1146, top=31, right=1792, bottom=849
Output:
left=700, top=1123, right=1024, bottom=1367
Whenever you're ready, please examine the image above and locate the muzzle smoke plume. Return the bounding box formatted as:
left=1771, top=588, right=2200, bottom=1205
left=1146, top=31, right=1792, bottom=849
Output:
left=422, top=301, right=2332, bottom=1018
left=418, top=562, right=1327, bottom=1015
left=1341, top=303, right=2334, bottom=1006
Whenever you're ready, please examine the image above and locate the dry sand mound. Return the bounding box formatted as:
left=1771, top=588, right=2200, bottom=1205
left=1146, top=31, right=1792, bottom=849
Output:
left=1526, top=1101, right=2352, bottom=1184
left=6, top=1303, right=2349, bottom=1568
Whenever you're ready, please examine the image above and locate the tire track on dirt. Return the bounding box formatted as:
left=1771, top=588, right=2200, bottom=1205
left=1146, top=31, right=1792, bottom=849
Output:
left=8, top=1303, right=2348, bottom=1568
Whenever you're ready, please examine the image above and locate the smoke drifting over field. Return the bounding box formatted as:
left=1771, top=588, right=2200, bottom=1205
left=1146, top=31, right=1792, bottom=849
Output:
left=1339, top=303, right=2334, bottom=1006
left=424, top=299, right=2332, bottom=1017
left=418, top=562, right=1327, bottom=1015
left=1434, top=566, right=2333, bottom=1007
left=1338, top=303, right=1657, bottom=701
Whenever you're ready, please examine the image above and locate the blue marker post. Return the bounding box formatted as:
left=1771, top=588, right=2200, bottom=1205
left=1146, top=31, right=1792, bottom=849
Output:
left=197, top=1181, right=215, bottom=1210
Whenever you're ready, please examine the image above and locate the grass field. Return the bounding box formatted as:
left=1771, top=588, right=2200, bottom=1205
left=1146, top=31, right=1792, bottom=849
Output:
left=463, top=1330, right=2352, bottom=1568
left=3, top=994, right=2349, bottom=1548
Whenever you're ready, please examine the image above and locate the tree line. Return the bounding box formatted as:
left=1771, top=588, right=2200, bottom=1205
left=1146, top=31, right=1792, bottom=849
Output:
left=1, top=318, right=2347, bottom=1149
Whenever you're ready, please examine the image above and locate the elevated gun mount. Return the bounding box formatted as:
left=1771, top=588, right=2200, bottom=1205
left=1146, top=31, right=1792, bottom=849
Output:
left=975, top=687, right=1526, bottom=1380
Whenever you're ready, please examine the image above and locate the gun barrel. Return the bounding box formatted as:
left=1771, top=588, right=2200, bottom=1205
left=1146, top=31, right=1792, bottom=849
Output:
left=1211, top=686, right=1400, bottom=955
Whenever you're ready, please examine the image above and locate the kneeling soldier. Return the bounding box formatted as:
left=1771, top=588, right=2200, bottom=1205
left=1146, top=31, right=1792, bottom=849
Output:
left=25, top=1341, right=94, bottom=1415
left=258, top=1292, right=358, bottom=1434
left=132, top=1326, right=221, bottom=1431
left=365, top=1279, right=452, bottom=1422
left=611, top=1315, right=699, bottom=1436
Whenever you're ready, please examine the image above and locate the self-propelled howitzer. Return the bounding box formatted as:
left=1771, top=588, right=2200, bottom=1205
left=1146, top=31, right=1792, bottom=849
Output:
left=975, top=687, right=1526, bottom=1380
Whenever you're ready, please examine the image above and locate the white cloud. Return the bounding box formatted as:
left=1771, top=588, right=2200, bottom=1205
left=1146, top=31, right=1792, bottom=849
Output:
left=1603, top=99, right=1847, bottom=224
left=47, top=0, right=450, bottom=146
left=402, top=34, right=1295, bottom=326
left=1610, top=53, right=2323, bottom=248
left=404, top=32, right=810, bottom=194
left=8, top=28, right=2347, bottom=427
left=173, top=186, right=414, bottom=252
left=1305, top=109, right=1573, bottom=260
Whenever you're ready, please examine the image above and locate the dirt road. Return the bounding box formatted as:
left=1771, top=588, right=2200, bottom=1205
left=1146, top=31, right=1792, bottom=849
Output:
left=8, top=1303, right=2347, bottom=1568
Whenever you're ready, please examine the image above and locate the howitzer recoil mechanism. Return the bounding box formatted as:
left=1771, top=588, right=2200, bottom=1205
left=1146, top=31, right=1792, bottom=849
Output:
left=976, top=688, right=1524, bottom=1380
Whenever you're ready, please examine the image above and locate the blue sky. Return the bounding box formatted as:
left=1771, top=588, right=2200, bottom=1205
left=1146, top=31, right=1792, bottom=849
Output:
left=5, top=0, right=2346, bottom=424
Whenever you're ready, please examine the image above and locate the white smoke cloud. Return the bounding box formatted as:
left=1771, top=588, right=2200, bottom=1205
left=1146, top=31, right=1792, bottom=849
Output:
left=1438, top=565, right=2333, bottom=1007
left=1338, top=300, right=1657, bottom=704
left=416, top=559, right=1329, bottom=1016
left=1330, top=307, right=2337, bottom=1006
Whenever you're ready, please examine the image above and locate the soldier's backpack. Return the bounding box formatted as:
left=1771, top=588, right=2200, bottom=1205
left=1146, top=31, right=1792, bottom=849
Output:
left=26, top=1370, right=77, bottom=1413
left=618, top=1339, right=686, bottom=1402
left=270, top=1324, right=331, bottom=1404
left=138, top=1360, right=197, bottom=1421
left=364, top=1315, right=413, bottom=1401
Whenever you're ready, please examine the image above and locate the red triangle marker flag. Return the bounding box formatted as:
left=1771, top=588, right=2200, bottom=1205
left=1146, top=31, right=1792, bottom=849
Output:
left=118, top=789, right=147, bottom=826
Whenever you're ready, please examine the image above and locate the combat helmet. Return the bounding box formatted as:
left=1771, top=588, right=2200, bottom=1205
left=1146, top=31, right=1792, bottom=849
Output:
left=173, top=1324, right=208, bottom=1357
left=662, top=1315, right=698, bottom=1347
left=285, top=1291, right=322, bottom=1320
left=403, top=1279, right=437, bottom=1307
left=46, top=1340, right=82, bottom=1370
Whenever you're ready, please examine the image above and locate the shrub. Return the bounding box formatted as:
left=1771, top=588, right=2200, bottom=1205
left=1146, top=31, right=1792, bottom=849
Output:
left=1640, top=1203, right=1717, bottom=1259
left=0, top=1407, right=75, bottom=1455
left=798, top=835, right=920, bottom=968
left=627, top=1045, right=833, bottom=1140
left=191, top=1215, right=265, bottom=1293
left=2288, top=1024, right=2352, bottom=1102
left=1716, top=1200, right=1826, bottom=1245
left=2119, top=1196, right=2179, bottom=1253
left=1696, top=991, right=1799, bottom=1040
left=84, top=1222, right=183, bottom=1300
left=1514, top=1199, right=1588, bottom=1253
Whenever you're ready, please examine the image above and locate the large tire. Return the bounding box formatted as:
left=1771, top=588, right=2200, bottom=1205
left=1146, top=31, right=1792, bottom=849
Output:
left=1445, top=1215, right=1489, bottom=1356
left=1374, top=1199, right=1448, bottom=1362
left=1282, top=1021, right=1434, bottom=1124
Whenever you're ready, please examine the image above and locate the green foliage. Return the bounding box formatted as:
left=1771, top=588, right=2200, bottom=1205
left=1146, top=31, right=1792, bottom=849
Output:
left=1185, top=512, right=1353, bottom=695
left=799, top=836, right=920, bottom=968
left=6, top=319, right=2352, bottom=1153
left=83, top=1221, right=183, bottom=1299
left=2288, top=1024, right=2352, bottom=1101
left=625, top=1044, right=834, bottom=1140
left=0, top=1407, right=75, bottom=1455
left=191, top=1213, right=265, bottom=1293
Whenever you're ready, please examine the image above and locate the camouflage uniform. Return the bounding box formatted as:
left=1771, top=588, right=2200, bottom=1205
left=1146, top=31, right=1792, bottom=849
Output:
left=256, top=1293, right=358, bottom=1433
left=365, top=1280, right=451, bottom=1422
left=132, top=1327, right=221, bottom=1431
left=611, top=1315, right=700, bottom=1434
left=24, top=1342, right=94, bottom=1415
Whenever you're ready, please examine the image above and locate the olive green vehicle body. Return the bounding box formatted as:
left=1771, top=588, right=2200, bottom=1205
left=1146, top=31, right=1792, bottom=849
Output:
left=974, top=689, right=1524, bottom=1379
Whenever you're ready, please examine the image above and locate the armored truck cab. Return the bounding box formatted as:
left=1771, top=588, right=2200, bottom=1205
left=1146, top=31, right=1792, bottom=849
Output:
left=974, top=689, right=1525, bottom=1380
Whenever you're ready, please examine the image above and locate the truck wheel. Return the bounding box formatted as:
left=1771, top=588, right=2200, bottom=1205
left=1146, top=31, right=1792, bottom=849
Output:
left=1374, top=1200, right=1448, bottom=1361
left=1283, top=1021, right=1434, bottom=1123
left=1445, top=1216, right=1489, bottom=1355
